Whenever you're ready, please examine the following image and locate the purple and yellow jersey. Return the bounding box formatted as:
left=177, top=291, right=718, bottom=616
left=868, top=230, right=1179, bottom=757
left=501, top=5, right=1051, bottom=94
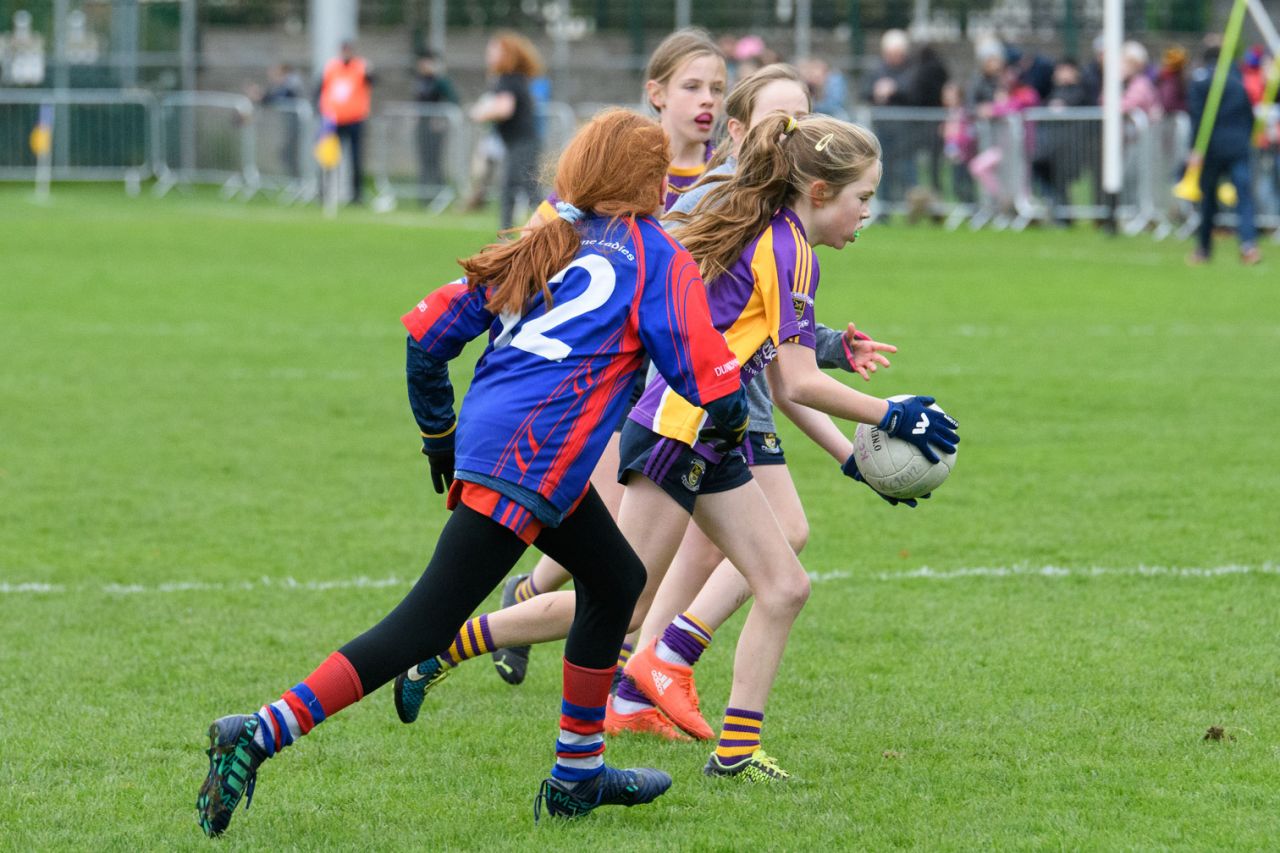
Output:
left=628, top=206, right=818, bottom=448
left=536, top=143, right=715, bottom=221
left=402, top=215, right=740, bottom=524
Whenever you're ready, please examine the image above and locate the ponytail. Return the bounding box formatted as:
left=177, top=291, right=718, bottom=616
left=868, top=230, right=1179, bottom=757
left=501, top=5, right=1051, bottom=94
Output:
left=669, top=113, right=880, bottom=283
left=668, top=112, right=799, bottom=283
left=459, top=109, right=670, bottom=316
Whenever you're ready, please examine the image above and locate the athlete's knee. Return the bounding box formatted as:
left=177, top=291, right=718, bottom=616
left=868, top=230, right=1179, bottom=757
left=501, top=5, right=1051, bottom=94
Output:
left=784, top=517, right=810, bottom=555
left=754, top=565, right=810, bottom=616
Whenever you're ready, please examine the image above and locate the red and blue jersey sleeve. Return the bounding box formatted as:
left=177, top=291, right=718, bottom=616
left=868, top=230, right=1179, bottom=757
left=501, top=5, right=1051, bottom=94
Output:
left=401, top=279, right=496, bottom=359
left=635, top=224, right=740, bottom=407
left=401, top=280, right=496, bottom=445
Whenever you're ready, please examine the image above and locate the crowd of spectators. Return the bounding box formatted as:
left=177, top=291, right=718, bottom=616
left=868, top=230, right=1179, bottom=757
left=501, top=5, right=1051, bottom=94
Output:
left=245, top=28, right=1278, bottom=242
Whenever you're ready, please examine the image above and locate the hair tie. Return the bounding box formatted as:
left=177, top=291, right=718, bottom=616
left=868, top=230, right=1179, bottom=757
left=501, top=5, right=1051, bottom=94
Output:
left=815, top=132, right=835, bottom=152
left=783, top=116, right=798, bottom=135
left=554, top=201, right=585, bottom=223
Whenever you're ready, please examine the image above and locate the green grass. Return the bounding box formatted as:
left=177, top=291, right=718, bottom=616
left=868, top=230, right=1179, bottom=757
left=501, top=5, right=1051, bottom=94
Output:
left=1, top=186, right=1278, bottom=850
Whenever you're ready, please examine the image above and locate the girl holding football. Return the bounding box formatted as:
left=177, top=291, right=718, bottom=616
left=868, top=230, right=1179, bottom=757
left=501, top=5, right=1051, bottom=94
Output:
left=609, top=64, right=902, bottom=741
left=397, top=115, right=958, bottom=781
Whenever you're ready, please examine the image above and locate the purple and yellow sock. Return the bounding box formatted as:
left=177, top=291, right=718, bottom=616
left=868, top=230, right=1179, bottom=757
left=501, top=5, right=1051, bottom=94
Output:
left=715, top=707, right=763, bottom=767
left=439, top=614, right=495, bottom=668
left=616, top=641, right=634, bottom=671
left=514, top=576, right=540, bottom=603
left=655, top=612, right=713, bottom=667
left=611, top=674, right=654, bottom=714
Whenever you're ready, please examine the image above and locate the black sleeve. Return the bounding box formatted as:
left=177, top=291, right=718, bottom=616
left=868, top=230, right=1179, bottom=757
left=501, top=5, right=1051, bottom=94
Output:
left=405, top=336, right=456, bottom=451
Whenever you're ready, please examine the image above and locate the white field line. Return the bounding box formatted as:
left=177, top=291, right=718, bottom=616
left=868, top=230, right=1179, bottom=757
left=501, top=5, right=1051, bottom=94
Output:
left=2, top=564, right=1277, bottom=596
left=871, top=563, right=1280, bottom=581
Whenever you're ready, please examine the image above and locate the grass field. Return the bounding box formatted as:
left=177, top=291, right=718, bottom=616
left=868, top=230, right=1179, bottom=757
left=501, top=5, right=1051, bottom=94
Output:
left=2, top=186, right=1278, bottom=850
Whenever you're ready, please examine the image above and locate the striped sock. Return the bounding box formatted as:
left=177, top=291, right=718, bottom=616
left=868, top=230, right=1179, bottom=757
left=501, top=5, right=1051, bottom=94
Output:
left=616, top=641, right=634, bottom=671
left=715, top=707, right=763, bottom=767
left=514, top=576, right=540, bottom=602
left=439, top=614, right=494, bottom=668
left=553, top=659, right=611, bottom=786
left=655, top=612, right=713, bottom=667
left=611, top=674, right=655, bottom=715
left=253, top=651, right=363, bottom=756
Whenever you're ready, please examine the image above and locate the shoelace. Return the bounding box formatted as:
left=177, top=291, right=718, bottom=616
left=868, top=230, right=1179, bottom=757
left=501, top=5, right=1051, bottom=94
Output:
left=753, top=751, right=788, bottom=777
left=532, top=779, right=548, bottom=822
left=243, top=770, right=257, bottom=810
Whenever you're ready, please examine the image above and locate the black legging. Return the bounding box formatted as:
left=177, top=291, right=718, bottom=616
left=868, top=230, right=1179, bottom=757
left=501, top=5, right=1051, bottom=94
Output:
left=339, top=486, right=646, bottom=694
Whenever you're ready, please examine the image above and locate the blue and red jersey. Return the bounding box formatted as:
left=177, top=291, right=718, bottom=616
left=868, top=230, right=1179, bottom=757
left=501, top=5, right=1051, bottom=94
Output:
left=629, top=206, right=818, bottom=453
left=402, top=214, right=740, bottom=533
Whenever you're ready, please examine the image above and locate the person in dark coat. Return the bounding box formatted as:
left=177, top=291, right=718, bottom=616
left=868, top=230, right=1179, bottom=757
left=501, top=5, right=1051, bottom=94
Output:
left=413, top=50, right=460, bottom=200
left=909, top=44, right=951, bottom=190
left=1031, top=59, right=1091, bottom=223
left=864, top=29, right=917, bottom=204
left=1187, top=45, right=1261, bottom=264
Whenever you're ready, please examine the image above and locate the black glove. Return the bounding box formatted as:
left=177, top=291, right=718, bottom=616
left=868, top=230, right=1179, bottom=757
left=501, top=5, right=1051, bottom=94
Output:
left=424, top=447, right=455, bottom=494
left=699, top=388, right=750, bottom=454
left=421, top=424, right=456, bottom=494
left=842, top=453, right=926, bottom=508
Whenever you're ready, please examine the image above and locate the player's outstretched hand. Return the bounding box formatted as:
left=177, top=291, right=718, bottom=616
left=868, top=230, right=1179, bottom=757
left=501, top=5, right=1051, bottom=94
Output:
left=841, top=453, right=923, bottom=508
left=700, top=388, right=750, bottom=454
left=842, top=323, right=896, bottom=381
left=879, top=395, right=959, bottom=464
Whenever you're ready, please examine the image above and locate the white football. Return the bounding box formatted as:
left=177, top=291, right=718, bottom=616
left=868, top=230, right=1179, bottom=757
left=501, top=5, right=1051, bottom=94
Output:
left=852, top=395, right=956, bottom=500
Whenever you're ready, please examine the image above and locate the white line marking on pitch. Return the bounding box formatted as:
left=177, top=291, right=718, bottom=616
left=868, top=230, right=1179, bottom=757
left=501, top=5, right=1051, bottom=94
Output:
left=870, top=564, right=1280, bottom=581
left=2, top=565, right=1276, bottom=596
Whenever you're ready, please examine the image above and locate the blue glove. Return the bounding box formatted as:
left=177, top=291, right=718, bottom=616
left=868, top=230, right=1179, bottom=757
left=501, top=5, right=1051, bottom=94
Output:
left=700, top=388, right=750, bottom=454
left=842, top=453, right=923, bottom=508
left=879, top=395, right=958, bottom=464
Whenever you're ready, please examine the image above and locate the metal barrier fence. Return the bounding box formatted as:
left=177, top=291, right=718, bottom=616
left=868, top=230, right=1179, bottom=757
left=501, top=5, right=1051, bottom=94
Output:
left=1, top=89, right=1276, bottom=241
left=251, top=100, right=318, bottom=204
left=371, top=101, right=467, bottom=213
left=154, top=91, right=259, bottom=198
left=0, top=89, right=152, bottom=187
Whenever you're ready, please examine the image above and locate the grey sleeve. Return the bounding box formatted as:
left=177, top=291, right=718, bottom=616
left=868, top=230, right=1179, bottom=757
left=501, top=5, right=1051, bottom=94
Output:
left=814, top=323, right=852, bottom=372
left=744, top=372, right=777, bottom=435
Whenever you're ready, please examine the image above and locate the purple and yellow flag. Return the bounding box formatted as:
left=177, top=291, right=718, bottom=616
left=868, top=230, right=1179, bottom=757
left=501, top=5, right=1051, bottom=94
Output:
left=313, top=117, right=341, bottom=170
left=29, top=104, right=53, bottom=158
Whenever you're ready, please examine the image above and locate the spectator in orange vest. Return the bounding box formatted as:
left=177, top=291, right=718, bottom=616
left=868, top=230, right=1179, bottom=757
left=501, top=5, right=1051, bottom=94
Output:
left=319, top=41, right=375, bottom=204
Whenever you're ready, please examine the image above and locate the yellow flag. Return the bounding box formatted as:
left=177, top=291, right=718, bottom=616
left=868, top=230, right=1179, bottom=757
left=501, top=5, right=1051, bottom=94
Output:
left=314, top=133, right=341, bottom=170
left=30, top=125, right=52, bottom=157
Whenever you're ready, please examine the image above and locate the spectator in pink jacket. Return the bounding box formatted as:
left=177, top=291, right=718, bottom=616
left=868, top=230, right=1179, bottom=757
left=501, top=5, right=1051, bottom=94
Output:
left=1119, top=41, right=1161, bottom=117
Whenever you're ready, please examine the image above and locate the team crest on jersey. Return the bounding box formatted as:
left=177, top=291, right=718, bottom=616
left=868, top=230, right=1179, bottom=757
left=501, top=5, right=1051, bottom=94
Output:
left=792, top=294, right=808, bottom=320
left=680, top=457, right=707, bottom=492
left=760, top=432, right=782, bottom=454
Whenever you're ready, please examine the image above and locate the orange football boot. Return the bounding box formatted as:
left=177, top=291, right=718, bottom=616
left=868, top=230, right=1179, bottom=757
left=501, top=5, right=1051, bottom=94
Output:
left=604, top=696, right=691, bottom=741
left=624, top=640, right=714, bottom=740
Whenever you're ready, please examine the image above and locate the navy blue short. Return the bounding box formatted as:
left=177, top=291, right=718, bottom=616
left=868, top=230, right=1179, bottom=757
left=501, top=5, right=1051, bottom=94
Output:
left=743, top=431, right=787, bottom=466
left=617, top=419, right=752, bottom=514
